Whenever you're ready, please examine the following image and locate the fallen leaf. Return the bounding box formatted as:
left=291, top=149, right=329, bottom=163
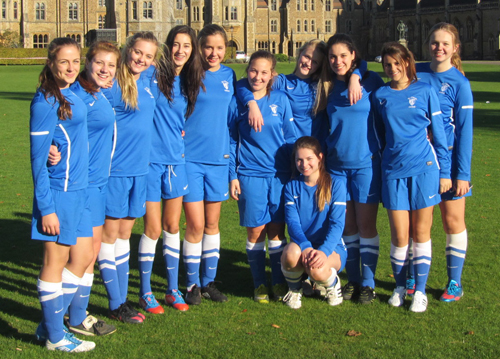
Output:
left=16, top=348, right=22, bottom=351
left=346, top=330, right=362, bottom=337
left=486, top=174, right=491, bottom=177
left=272, top=324, right=280, bottom=329
left=242, top=309, right=247, bottom=313
left=247, top=332, right=256, bottom=335
left=388, top=274, right=394, bottom=278
left=467, top=331, right=474, bottom=335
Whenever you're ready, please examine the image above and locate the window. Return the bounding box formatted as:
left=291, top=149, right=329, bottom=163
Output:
left=230, top=6, right=237, bottom=20
left=225, top=6, right=228, bottom=21
left=257, top=41, right=269, bottom=50
left=272, top=41, right=276, bottom=54
left=98, top=0, right=105, bottom=6
left=33, top=34, right=49, bottom=48
left=297, top=0, right=300, bottom=11
left=176, top=0, right=182, bottom=10
left=346, top=20, right=352, bottom=33
left=347, top=0, right=352, bottom=11
left=193, top=7, right=200, bottom=21
left=271, top=19, right=277, bottom=33
left=311, top=20, right=315, bottom=33
left=311, top=0, right=314, bottom=11
left=297, top=20, right=301, bottom=32
left=466, top=18, right=473, bottom=41
left=176, top=18, right=183, bottom=25
left=13, top=1, right=17, bottom=19
left=271, top=0, right=277, bottom=11
left=325, top=20, right=331, bottom=33
left=304, top=0, right=307, bottom=11
left=143, top=2, right=152, bottom=19
left=325, top=0, right=331, bottom=11
left=98, top=15, right=105, bottom=29
left=2, top=1, right=6, bottom=19
left=68, top=3, right=78, bottom=21
left=295, top=42, right=302, bottom=49
left=132, top=1, right=137, bottom=19
left=304, top=20, right=308, bottom=32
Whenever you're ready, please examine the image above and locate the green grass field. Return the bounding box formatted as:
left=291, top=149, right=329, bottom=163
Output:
left=0, top=63, right=499, bottom=358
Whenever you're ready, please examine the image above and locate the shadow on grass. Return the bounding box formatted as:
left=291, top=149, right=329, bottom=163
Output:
left=0, top=91, right=36, bottom=103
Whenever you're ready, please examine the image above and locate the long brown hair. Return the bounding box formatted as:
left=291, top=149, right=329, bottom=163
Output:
left=116, top=32, right=159, bottom=110
left=326, top=33, right=362, bottom=84
left=293, top=136, right=332, bottom=212
left=427, top=22, right=464, bottom=75
left=78, top=41, right=121, bottom=96
left=380, top=42, right=418, bottom=84
left=38, top=37, right=81, bottom=120
left=245, top=50, right=276, bottom=98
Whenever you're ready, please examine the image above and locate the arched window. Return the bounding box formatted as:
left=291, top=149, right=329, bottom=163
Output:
left=311, top=0, right=315, bottom=11
left=304, top=20, right=308, bottom=32
left=311, top=20, right=315, bottom=33
left=304, top=0, right=307, bottom=11
left=297, top=20, right=301, bottom=33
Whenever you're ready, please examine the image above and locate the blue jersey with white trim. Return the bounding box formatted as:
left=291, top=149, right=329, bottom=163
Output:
left=229, top=85, right=297, bottom=179
left=103, top=74, right=156, bottom=176
left=149, top=73, right=187, bottom=165
left=30, top=88, right=88, bottom=216
left=70, top=81, right=115, bottom=188
left=416, top=63, right=473, bottom=181
left=372, top=81, right=451, bottom=180
left=184, top=65, right=235, bottom=165
left=285, top=174, right=346, bottom=257
left=326, top=71, right=384, bottom=170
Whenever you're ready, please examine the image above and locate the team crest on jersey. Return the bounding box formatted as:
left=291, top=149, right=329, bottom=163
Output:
left=222, top=80, right=230, bottom=92
left=408, top=96, right=417, bottom=108
left=144, top=87, right=154, bottom=98
left=440, top=82, right=451, bottom=94
left=270, top=104, right=278, bottom=116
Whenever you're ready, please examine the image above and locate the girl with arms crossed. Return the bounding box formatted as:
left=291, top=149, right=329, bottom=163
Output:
left=229, top=50, right=297, bottom=303
left=31, top=37, right=95, bottom=352
left=373, top=43, right=451, bottom=312
left=138, top=25, right=204, bottom=313
left=281, top=136, right=347, bottom=309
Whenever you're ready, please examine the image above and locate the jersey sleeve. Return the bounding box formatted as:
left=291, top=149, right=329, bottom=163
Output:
left=30, top=98, right=57, bottom=216
left=284, top=181, right=312, bottom=251
left=282, top=96, right=298, bottom=149
left=352, top=59, right=368, bottom=79
left=228, top=96, right=239, bottom=181
left=428, top=88, right=451, bottom=179
left=235, top=79, right=255, bottom=106
left=101, top=81, right=118, bottom=107
left=317, top=177, right=347, bottom=257
left=453, top=80, right=474, bottom=181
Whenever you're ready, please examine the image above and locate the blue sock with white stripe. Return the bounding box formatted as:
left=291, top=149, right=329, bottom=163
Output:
left=38, top=279, right=65, bottom=343
left=413, top=240, right=432, bottom=294
left=281, top=266, right=303, bottom=291
left=163, top=231, right=180, bottom=291
left=201, top=233, right=220, bottom=287
left=68, top=272, right=93, bottom=326
left=268, top=239, right=286, bottom=285
left=138, top=233, right=158, bottom=296
left=390, top=243, right=409, bottom=287
left=115, top=238, right=130, bottom=304
left=183, top=239, right=201, bottom=289
left=246, top=240, right=267, bottom=288
left=344, top=233, right=361, bottom=284
left=62, top=268, right=81, bottom=317
left=446, top=230, right=467, bottom=286
left=360, top=235, right=379, bottom=288
left=98, top=242, right=122, bottom=311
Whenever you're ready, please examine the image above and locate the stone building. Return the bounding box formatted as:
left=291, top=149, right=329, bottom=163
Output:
left=0, top=0, right=498, bottom=59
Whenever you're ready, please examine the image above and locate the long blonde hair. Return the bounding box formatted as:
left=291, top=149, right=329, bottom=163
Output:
left=116, top=32, right=159, bottom=110
left=427, top=22, right=464, bottom=75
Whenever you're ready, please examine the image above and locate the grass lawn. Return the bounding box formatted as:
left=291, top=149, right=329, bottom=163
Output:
left=0, top=62, right=499, bottom=358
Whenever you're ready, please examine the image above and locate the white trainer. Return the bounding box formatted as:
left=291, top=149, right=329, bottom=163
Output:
left=388, top=286, right=406, bottom=307
left=283, top=289, right=303, bottom=309
left=325, top=276, right=343, bottom=306
left=46, top=332, right=96, bottom=352
left=409, top=290, right=428, bottom=312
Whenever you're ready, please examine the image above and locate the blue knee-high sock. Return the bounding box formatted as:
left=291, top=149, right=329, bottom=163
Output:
left=446, top=230, right=467, bottom=286
left=360, top=235, right=380, bottom=288
left=246, top=240, right=267, bottom=288
left=343, top=233, right=361, bottom=284
left=407, top=238, right=414, bottom=279
left=38, top=279, right=65, bottom=343
left=62, top=268, right=81, bottom=317
left=201, top=233, right=220, bottom=287
left=413, top=240, right=432, bottom=294
left=69, top=272, right=93, bottom=326
left=98, top=242, right=122, bottom=311
left=390, top=243, right=409, bottom=288
left=163, top=231, right=180, bottom=292
left=281, top=266, right=303, bottom=291
left=183, top=239, right=201, bottom=289
left=138, top=234, right=158, bottom=296
left=268, top=239, right=286, bottom=285
left=115, top=238, right=130, bottom=304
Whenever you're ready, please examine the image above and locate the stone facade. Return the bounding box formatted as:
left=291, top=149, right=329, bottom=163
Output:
left=0, top=0, right=498, bottom=59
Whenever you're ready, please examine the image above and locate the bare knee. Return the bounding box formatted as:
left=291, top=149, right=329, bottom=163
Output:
left=281, top=244, right=302, bottom=270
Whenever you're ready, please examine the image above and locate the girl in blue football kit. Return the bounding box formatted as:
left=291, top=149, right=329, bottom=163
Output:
left=411, top=23, right=473, bottom=303
left=98, top=32, right=159, bottom=324
left=31, top=37, right=95, bottom=352
left=281, top=137, right=347, bottom=309
left=138, top=25, right=205, bottom=313
left=182, top=24, right=235, bottom=305
left=373, top=42, right=452, bottom=312
left=325, top=34, right=384, bottom=304
left=229, top=50, right=297, bottom=303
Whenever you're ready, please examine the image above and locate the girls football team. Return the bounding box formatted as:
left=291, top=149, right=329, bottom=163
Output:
left=30, top=22, right=473, bottom=351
